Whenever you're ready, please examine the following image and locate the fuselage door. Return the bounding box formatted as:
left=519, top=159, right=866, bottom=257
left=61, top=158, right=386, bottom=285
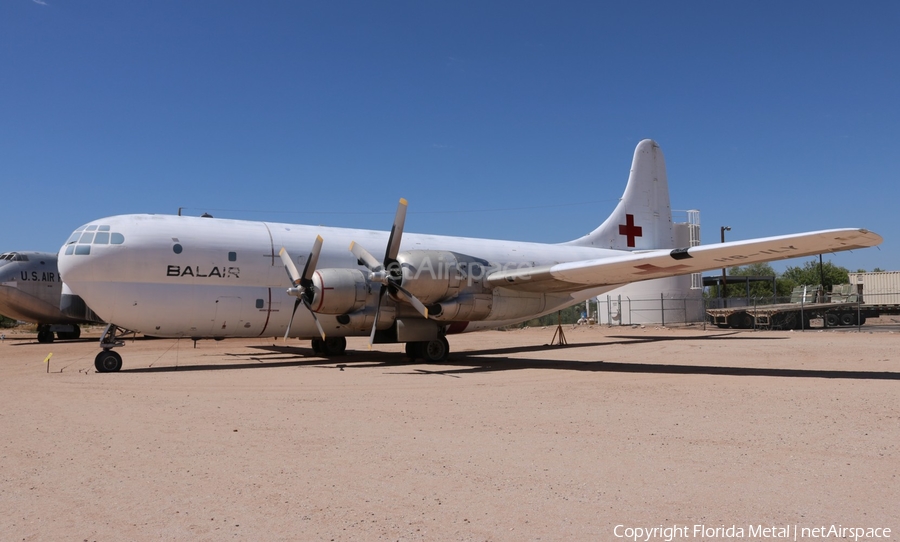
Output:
left=213, top=296, right=242, bottom=336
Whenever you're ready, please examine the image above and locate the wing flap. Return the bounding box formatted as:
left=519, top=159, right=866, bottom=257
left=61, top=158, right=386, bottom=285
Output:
left=486, top=228, right=882, bottom=293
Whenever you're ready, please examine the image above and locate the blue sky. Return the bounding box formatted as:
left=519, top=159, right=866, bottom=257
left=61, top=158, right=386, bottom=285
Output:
left=2, top=1, right=898, bottom=273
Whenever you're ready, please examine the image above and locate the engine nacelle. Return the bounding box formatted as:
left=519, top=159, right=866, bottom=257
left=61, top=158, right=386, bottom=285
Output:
left=430, top=294, right=493, bottom=322
left=309, top=269, right=368, bottom=315
left=395, top=250, right=461, bottom=304
left=335, top=305, right=395, bottom=333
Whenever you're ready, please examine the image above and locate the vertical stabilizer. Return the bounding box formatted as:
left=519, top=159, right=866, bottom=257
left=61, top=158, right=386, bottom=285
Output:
left=565, top=139, right=674, bottom=250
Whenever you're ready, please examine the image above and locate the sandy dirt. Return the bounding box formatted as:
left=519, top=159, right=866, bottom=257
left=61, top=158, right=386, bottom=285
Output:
left=1, top=324, right=897, bottom=541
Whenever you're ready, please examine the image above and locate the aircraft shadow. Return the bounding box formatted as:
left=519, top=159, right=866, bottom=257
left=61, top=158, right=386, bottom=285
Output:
left=460, top=332, right=781, bottom=356
left=117, top=343, right=899, bottom=381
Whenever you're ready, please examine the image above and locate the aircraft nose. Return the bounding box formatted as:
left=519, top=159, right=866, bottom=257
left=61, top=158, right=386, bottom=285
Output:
left=57, top=246, right=92, bottom=286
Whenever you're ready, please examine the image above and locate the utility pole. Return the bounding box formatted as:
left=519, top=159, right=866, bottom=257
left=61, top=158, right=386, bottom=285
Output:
left=720, top=226, right=731, bottom=302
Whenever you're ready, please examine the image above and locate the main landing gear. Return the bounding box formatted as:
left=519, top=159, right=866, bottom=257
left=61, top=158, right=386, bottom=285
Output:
left=405, top=337, right=450, bottom=362
left=311, top=336, right=347, bottom=357
left=94, top=324, right=128, bottom=373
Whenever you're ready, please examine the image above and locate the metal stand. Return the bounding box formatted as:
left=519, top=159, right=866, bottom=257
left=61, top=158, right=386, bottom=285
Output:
left=550, top=311, right=567, bottom=346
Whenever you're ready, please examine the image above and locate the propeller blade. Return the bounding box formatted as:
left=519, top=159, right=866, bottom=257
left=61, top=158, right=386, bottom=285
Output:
left=384, top=198, right=408, bottom=263
left=350, top=241, right=382, bottom=271
left=392, top=282, right=429, bottom=319
left=284, top=298, right=301, bottom=341
left=368, top=285, right=387, bottom=349
left=300, top=235, right=323, bottom=287
left=301, top=298, right=327, bottom=341
left=279, top=247, right=302, bottom=286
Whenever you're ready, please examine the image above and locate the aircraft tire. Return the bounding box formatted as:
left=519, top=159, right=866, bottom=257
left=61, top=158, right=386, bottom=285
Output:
left=405, top=341, right=422, bottom=360
left=94, top=350, right=123, bottom=373
left=37, top=328, right=54, bottom=344
left=58, top=326, right=82, bottom=341
left=420, top=337, right=449, bottom=363
left=322, top=337, right=346, bottom=356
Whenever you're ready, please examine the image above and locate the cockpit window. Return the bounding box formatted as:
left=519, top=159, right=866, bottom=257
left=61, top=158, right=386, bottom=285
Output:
left=65, top=225, right=124, bottom=252
left=2, top=252, right=29, bottom=261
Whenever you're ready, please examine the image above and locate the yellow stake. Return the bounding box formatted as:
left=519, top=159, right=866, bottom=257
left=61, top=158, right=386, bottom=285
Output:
left=44, top=352, right=53, bottom=373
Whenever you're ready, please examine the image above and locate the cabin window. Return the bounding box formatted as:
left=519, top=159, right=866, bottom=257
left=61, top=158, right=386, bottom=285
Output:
left=173, top=244, right=183, bottom=254
left=256, top=299, right=264, bottom=309
left=94, top=232, right=110, bottom=244
left=110, top=233, right=125, bottom=244
left=228, top=252, right=237, bottom=262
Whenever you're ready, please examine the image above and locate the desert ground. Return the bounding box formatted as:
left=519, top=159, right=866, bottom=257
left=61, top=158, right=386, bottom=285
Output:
left=1, top=323, right=897, bottom=541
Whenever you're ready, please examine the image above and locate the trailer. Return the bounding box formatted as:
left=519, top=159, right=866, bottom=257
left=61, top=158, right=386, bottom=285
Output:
left=706, top=284, right=900, bottom=330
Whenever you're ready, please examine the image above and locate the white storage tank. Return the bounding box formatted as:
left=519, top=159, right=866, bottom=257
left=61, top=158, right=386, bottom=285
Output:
left=595, top=218, right=705, bottom=325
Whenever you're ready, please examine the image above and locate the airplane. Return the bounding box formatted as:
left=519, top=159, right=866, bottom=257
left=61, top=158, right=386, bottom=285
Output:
left=57, top=139, right=882, bottom=372
left=0, top=251, right=102, bottom=342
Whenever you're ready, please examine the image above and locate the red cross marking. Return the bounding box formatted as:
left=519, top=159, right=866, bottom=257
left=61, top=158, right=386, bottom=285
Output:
left=633, top=263, right=692, bottom=276
left=618, top=214, right=643, bottom=247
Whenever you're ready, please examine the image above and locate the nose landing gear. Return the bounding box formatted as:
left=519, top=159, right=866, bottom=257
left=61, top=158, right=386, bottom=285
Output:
left=94, top=324, right=129, bottom=373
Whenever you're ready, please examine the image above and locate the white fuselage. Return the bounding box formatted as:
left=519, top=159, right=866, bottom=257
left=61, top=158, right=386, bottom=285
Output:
left=58, top=214, right=623, bottom=339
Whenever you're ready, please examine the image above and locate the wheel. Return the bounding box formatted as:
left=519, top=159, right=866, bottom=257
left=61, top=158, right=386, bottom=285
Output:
left=405, top=342, right=423, bottom=360
left=57, top=326, right=81, bottom=340
left=322, top=337, right=346, bottom=356
left=94, top=350, right=122, bottom=373
left=37, top=328, right=55, bottom=343
left=825, top=313, right=839, bottom=327
left=311, top=339, right=324, bottom=355
left=840, top=313, right=855, bottom=326
left=420, top=337, right=449, bottom=362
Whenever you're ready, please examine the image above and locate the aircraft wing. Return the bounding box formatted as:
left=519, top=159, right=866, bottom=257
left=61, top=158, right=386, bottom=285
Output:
left=486, top=228, right=882, bottom=293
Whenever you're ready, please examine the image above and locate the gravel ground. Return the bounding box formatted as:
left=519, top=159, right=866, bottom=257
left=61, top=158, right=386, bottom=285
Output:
left=1, top=325, right=897, bottom=541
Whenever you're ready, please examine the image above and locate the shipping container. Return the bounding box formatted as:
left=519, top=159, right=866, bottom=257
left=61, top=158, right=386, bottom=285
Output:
left=848, top=271, right=900, bottom=305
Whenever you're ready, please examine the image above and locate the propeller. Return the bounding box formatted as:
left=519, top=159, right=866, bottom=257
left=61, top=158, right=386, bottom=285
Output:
left=279, top=236, right=326, bottom=341
left=348, top=198, right=429, bottom=347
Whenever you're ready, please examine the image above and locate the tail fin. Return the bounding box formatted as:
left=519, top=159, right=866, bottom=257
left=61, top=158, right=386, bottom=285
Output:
left=565, top=139, right=674, bottom=250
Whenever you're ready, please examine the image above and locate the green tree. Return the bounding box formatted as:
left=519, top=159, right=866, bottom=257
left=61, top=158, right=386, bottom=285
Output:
left=0, top=314, right=16, bottom=328
left=725, top=263, right=786, bottom=299
left=781, top=259, right=850, bottom=292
